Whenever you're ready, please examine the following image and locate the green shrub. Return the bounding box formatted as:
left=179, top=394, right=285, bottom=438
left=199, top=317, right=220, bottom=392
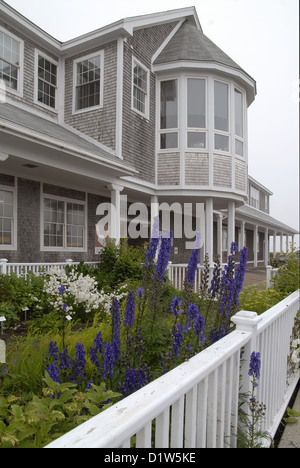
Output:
left=239, top=286, right=282, bottom=315
left=271, top=249, right=300, bottom=298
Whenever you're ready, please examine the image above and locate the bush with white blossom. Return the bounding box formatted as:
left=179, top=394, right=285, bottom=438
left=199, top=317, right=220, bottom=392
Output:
left=43, top=267, right=127, bottom=317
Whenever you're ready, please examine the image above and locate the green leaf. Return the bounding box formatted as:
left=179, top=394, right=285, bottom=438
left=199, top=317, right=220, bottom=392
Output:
left=287, top=408, right=300, bottom=418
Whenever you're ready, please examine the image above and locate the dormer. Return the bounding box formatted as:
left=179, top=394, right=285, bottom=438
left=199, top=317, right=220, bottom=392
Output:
left=248, top=176, right=273, bottom=214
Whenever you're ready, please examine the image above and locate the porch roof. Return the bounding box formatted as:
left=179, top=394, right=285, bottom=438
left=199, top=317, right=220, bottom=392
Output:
left=235, top=204, right=298, bottom=235
left=0, top=103, right=136, bottom=177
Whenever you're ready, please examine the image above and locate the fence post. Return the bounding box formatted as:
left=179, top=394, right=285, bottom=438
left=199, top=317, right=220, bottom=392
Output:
left=266, top=265, right=272, bottom=289
left=231, top=310, right=263, bottom=396
left=0, top=259, right=8, bottom=275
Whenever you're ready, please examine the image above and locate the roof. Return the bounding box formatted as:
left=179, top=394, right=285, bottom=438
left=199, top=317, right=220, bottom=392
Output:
left=0, top=103, right=136, bottom=174
left=236, top=204, right=299, bottom=235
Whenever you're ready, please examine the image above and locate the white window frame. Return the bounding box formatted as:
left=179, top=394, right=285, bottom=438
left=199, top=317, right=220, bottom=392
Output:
left=72, top=50, right=104, bottom=115
left=234, top=87, right=245, bottom=157
left=186, top=76, right=207, bottom=150
left=41, top=193, right=87, bottom=252
left=131, top=57, right=150, bottom=119
left=250, top=186, right=260, bottom=210
left=0, top=183, right=17, bottom=250
left=213, top=79, right=230, bottom=154
left=34, top=49, right=58, bottom=111
left=0, top=26, right=24, bottom=97
left=158, top=77, right=180, bottom=151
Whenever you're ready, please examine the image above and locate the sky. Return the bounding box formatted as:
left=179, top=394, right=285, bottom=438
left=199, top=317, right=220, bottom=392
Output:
left=3, top=0, right=300, bottom=248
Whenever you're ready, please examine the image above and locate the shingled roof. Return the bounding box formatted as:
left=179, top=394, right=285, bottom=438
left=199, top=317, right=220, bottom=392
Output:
left=154, top=20, right=248, bottom=74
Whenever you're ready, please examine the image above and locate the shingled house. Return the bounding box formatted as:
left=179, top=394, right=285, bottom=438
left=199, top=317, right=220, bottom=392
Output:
left=0, top=2, right=297, bottom=267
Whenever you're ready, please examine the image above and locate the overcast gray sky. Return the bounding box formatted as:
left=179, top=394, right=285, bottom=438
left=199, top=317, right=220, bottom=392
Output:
left=4, top=0, right=300, bottom=247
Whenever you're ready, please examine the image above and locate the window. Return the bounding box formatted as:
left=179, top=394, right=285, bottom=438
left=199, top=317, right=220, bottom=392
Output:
left=74, top=52, right=103, bottom=112
left=43, top=197, right=86, bottom=250
left=187, top=78, right=206, bottom=149
left=234, top=89, right=244, bottom=156
left=0, top=187, right=15, bottom=247
left=160, top=79, right=178, bottom=149
left=0, top=29, right=22, bottom=93
left=250, top=186, right=259, bottom=210
left=214, top=81, right=229, bottom=152
left=36, top=53, right=57, bottom=109
left=132, top=59, right=149, bottom=117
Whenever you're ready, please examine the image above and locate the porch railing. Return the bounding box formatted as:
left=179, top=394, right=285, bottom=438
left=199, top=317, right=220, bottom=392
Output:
left=45, top=289, right=300, bottom=449
left=0, top=258, right=99, bottom=277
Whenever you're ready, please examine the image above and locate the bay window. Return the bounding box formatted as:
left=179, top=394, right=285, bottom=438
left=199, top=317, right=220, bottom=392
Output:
left=160, top=79, right=178, bottom=149
left=187, top=78, right=206, bottom=149
left=234, top=88, right=244, bottom=156
left=214, top=81, right=229, bottom=152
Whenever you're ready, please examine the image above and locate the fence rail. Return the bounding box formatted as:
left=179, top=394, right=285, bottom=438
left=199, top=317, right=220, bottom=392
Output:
left=45, top=289, right=300, bottom=449
left=0, top=258, right=99, bottom=276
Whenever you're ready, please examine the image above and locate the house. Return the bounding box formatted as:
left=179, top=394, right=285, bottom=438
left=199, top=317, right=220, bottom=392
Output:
left=0, top=1, right=297, bottom=267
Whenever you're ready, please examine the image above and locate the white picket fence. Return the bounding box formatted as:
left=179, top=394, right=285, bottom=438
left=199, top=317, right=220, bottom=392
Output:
left=0, top=258, right=99, bottom=276
left=45, top=289, right=300, bottom=449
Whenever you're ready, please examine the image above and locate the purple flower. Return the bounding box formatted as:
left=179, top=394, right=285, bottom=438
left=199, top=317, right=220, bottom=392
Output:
left=136, top=287, right=144, bottom=298
left=170, top=296, right=183, bottom=316
left=47, top=362, right=61, bottom=384
left=48, top=341, right=59, bottom=362
left=171, top=324, right=183, bottom=358
left=124, top=291, right=135, bottom=328
left=248, top=351, right=261, bottom=380
left=124, top=368, right=136, bottom=396
left=186, top=234, right=201, bottom=287
left=234, top=246, right=248, bottom=305
left=59, top=348, right=71, bottom=370
left=155, top=231, right=173, bottom=283
left=58, top=284, right=66, bottom=295
left=144, top=216, right=160, bottom=268
left=103, top=342, right=115, bottom=379
left=111, top=297, right=120, bottom=360
left=72, top=342, right=86, bottom=383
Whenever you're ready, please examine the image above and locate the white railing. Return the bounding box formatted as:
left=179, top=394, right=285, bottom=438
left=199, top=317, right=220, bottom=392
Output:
left=0, top=258, right=99, bottom=276
left=167, top=262, right=215, bottom=293
left=45, top=289, right=300, bottom=449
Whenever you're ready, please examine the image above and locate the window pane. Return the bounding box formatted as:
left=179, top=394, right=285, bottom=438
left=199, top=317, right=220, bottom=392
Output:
left=160, top=132, right=178, bottom=149
left=214, top=133, right=229, bottom=152
left=75, top=55, right=101, bottom=111
left=160, top=80, right=178, bottom=129
left=0, top=188, right=14, bottom=245
left=235, top=139, right=243, bottom=156
left=214, top=81, right=228, bottom=132
left=37, top=55, right=57, bottom=108
left=235, top=89, right=243, bottom=137
left=187, top=132, right=206, bottom=149
left=187, top=78, right=205, bottom=128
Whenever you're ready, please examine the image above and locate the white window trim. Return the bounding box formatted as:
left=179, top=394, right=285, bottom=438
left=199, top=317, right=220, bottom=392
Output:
left=158, top=77, right=180, bottom=152
left=234, top=86, right=245, bottom=157
left=131, top=57, right=150, bottom=119
left=41, top=192, right=87, bottom=252
left=0, top=182, right=17, bottom=250
left=186, top=76, right=208, bottom=151
left=0, top=26, right=24, bottom=98
left=34, top=49, right=58, bottom=112
left=213, top=79, right=230, bottom=154
left=72, top=50, right=104, bottom=115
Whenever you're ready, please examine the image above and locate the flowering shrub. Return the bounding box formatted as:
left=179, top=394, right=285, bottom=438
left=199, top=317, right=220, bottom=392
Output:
left=43, top=220, right=249, bottom=399
left=44, top=267, right=127, bottom=318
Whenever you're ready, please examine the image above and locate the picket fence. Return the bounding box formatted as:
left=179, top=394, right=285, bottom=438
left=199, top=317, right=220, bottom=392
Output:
left=45, top=289, right=300, bottom=449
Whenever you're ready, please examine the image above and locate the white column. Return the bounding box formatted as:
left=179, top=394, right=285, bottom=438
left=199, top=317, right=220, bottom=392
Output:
left=110, top=184, right=124, bottom=244
left=241, top=221, right=246, bottom=249
left=280, top=233, right=283, bottom=253
left=205, top=198, right=213, bottom=262
left=286, top=234, right=289, bottom=253
left=227, top=200, right=235, bottom=253
left=264, top=228, right=269, bottom=266
left=273, top=230, right=277, bottom=256
left=254, top=225, right=258, bottom=267
left=217, top=214, right=223, bottom=258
